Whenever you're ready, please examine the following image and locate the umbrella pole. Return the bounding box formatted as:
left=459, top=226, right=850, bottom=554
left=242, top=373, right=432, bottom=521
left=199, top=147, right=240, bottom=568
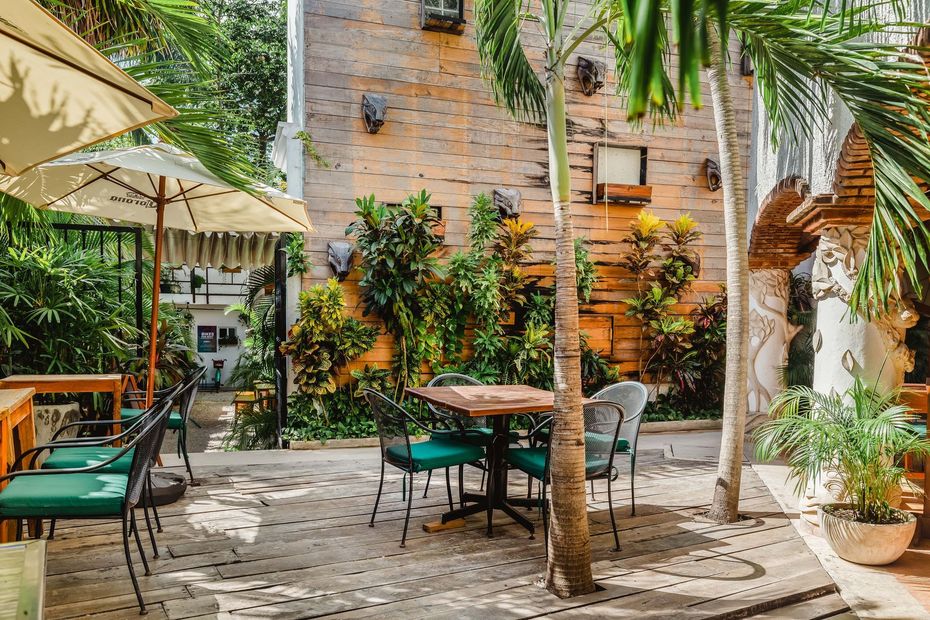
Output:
left=146, top=176, right=168, bottom=408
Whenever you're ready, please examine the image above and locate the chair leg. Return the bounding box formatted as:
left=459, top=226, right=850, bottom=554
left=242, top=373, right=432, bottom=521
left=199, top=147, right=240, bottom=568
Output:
left=130, top=509, right=151, bottom=576
left=526, top=474, right=533, bottom=511
left=607, top=475, right=620, bottom=552
left=479, top=468, right=486, bottom=492
left=485, top=462, right=494, bottom=538
left=14, top=519, right=23, bottom=542
left=370, top=461, right=385, bottom=527
left=541, top=480, right=549, bottom=557
left=48, top=519, right=56, bottom=540
left=458, top=464, right=465, bottom=508
left=147, top=473, right=163, bottom=533
left=423, top=469, right=431, bottom=498
left=443, top=467, right=454, bottom=512
left=142, top=498, right=159, bottom=559
left=122, top=513, right=147, bottom=615
left=180, top=430, right=195, bottom=485
left=590, top=479, right=596, bottom=502
left=400, top=471, right=413, bottom=548
left=630, top=456, right=637, bottom=517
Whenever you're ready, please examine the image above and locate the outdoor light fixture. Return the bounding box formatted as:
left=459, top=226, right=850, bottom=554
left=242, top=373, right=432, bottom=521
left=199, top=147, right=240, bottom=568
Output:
left=327, top=240, right=355, bottom=281
left=362, top=94, right=387, bottom=134
left=577, top=57, right=606, bottom=96
left=705, top=158, right=722, bottom=192
left=420, top=0, right=465, bottom=34
left=493, top=188, right=521, bottom=219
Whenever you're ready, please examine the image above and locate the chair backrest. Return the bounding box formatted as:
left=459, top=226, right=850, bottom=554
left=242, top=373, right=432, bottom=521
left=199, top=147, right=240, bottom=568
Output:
left=583, top=400, right=624, bottom=478
left=125, top=399, right=175, bottom=509
left=427, top=372, right=484, bottom=427
left=177, top=366, right=207, bottom=425
left=593, top=381, right=648, bottom=454
left=364, top=389, right=413, bottom=469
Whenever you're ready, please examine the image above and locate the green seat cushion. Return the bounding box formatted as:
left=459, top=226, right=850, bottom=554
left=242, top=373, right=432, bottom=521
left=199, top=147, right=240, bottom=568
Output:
left=505, top=447, right=611, bottom=481
left=121, top=407, right=183, bottom=430
left=431, top=427, right=519, bottom=447
left=908, top=422, right=927, bottom=437
left=0, top=473, right=127, bottom=518
left=386, top=440, right=485, bottom=472
left=535, top=428, right=629, bottom=452
left=42, top=447, right=134, bottom=473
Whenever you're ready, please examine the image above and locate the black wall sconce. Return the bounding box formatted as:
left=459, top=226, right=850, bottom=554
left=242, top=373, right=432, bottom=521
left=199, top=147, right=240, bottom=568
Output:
left=577, top=57, right=606, bottom=96
left=328, top=241, right=355, bottom=281
left=362, top=94, right=387, bottom=134
left=421, top=0, right=466, bottom=34
left=705, top=158, right=722, bottom=192
left=493, top=188, right=521, bottom=219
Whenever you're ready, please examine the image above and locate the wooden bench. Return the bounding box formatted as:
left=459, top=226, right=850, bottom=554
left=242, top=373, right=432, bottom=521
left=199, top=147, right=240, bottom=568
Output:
left=0, top=388, right=36, bottom=543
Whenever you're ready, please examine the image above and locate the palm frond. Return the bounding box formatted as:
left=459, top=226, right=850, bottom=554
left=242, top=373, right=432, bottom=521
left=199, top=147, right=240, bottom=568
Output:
left=474, top=0, right=546, bottom=123
left=730, top=1, right=930, bottom=314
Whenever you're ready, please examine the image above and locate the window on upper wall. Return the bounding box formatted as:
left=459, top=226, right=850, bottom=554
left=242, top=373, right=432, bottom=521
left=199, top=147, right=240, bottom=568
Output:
left=421, top=0, right=466, bottom=34
left=592, top=144, right=652, bottom=205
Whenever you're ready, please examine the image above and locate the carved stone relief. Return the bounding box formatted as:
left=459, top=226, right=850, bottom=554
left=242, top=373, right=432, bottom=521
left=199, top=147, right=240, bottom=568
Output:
left=747, top=268, right=799, bottom=413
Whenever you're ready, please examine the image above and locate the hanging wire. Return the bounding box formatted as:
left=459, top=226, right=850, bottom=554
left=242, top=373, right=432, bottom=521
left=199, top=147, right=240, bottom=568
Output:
left=602, top=8, right=610, bottom=232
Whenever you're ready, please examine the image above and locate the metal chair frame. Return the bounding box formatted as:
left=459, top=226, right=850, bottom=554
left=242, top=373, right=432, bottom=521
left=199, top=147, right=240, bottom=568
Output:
left=592, top=381, right=648, bottom=514
left=0, top=397, right=176, bottom=615
left=516, top=400, right=625, bottom=552
left=365, top=388, right=478, bottom=548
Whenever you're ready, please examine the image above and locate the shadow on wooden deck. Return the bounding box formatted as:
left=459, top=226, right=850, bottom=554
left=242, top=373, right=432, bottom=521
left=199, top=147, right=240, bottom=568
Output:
left=40, top=449, right=846, bottom=619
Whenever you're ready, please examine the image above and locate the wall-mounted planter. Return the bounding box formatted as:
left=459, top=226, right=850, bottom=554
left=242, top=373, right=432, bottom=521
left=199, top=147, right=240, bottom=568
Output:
left=594, top=183, right=653, bottom=204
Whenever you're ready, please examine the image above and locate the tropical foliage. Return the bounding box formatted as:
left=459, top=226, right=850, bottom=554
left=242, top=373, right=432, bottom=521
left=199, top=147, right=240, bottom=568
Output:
left=755, top=380, right=930, bottom=524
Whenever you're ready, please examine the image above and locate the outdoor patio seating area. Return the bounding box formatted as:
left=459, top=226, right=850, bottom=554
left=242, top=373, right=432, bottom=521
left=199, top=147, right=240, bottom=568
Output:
left=41, top=449, right=848, bottom=619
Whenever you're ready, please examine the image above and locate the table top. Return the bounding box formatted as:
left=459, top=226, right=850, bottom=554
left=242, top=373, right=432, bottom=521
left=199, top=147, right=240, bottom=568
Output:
left=405, top=384, right=560, bottom=417
left=0, top=388, right=35, bottom=417
left=0, top=540, right=46, bottom=620
left=0, top=374, right=122, bottom=393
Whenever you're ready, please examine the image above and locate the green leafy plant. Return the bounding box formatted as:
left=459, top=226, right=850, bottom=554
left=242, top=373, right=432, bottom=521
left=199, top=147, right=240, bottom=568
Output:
left=781, top=273, right=815, bottom=389
left=755, top=380, right=930, bottom=524
left=347, top=191, right=445, bottom=392
left=284, top=232, right=311, bottom=278
left=0, top=245, right=138, bottom=377
left=224, top=397, right=279, bottom=451
left=280, top=278, right=378, bottom=396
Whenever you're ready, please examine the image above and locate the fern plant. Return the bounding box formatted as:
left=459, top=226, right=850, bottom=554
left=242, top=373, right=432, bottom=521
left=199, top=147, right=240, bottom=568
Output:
left=755, top=380, right=930, bottom=524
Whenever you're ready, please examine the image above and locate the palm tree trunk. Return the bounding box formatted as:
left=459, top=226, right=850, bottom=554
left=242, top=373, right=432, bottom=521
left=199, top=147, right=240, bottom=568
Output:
left=543, top=65, right=595, bottom=598
left=706, top=26, right=749, bottom=524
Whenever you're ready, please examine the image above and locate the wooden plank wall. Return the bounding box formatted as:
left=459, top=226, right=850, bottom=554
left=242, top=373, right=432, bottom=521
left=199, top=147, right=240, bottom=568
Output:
left=301, top=0, right=754, bottom=378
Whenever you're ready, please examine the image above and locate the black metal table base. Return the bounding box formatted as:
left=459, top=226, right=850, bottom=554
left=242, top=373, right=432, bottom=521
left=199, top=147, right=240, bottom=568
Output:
left=438, top=414, right=537, bottom=538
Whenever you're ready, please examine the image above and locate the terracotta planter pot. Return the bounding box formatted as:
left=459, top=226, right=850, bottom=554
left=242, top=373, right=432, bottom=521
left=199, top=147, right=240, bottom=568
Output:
left=819, top=503, right=916, bottom=566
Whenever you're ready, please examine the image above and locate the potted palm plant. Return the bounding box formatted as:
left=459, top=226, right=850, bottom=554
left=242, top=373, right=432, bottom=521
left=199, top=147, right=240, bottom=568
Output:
left=755, top=379, right=930, bottom=565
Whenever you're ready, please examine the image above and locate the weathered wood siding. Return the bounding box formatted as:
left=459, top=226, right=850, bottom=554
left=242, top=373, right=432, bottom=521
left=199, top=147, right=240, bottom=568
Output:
left=302, top=0, right=754, bottom=377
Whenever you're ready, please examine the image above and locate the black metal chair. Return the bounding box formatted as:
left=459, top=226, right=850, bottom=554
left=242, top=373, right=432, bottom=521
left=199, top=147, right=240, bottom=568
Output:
left=0, top=397, right=175, bottom=615
left=120, top=366, right=206, bottom=483
left=592, top=381, right=648, bottom=514
left=505, top=400, right=625, bottom=551
left=422, top=373, right=488, bottom=497
left=364, top=389, right=486, bottom=547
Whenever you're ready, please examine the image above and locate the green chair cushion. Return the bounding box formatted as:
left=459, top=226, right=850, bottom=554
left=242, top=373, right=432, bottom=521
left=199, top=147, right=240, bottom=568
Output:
left=121, top=407, right=183, bottom=430
left=42, top=447, right=133, bottom=473
left=535, top=428, right=630, bottom=452
left=505, top=447, right=611, bottom=481
left=386, top=440, right=485, bottom=472
left=908, top=422, right=927, bottom=437
left=0, top=473, right=127, bottom=518
left=431, top=427, right=519, bottom=447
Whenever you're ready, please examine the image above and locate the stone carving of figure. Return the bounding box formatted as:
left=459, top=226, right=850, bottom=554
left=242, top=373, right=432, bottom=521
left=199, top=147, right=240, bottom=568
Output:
left=328, top=241, right=355, bottom=281
left=493, top=188, right=521, bottom=219
left=362, top=94, right=387, bottom=134
left=576, top=57, right=606, bottom=96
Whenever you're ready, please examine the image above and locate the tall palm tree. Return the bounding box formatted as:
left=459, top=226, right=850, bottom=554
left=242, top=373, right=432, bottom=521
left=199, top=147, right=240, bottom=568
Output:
left=476, top=0, right=930, bottom=593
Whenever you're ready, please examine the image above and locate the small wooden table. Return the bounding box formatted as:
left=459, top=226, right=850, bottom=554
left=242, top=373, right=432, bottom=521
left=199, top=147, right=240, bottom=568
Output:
left=0, top=389, right=36, bottom=543
left=405, top=384, right=561, bottom=537
left=0, top=374, right=122, bottom=437
left=0, top=540, right=46, bottom=620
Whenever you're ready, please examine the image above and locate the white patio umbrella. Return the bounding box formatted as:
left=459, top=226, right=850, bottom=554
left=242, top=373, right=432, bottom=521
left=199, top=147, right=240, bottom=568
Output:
left=0, top=0, right=177, bottom=175
left=0, top=144, right=311, bottom=405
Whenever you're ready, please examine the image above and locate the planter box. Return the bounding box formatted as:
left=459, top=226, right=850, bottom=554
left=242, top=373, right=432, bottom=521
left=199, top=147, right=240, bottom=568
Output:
left=640, top=419, right=723, bottom=433
left=290, top=436, right=427, bottom=450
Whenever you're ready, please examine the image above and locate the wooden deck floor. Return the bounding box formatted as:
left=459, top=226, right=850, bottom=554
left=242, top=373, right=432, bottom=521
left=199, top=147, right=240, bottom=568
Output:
left=42, top=449, right=849, bottom=619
